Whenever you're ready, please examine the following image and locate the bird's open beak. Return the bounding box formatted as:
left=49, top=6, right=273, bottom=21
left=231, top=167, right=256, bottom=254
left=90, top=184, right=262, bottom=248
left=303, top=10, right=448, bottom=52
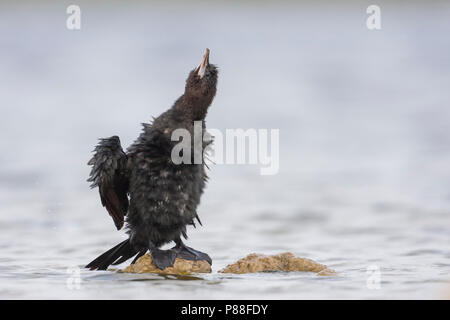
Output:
left=197, top=48, right=210, bottom=78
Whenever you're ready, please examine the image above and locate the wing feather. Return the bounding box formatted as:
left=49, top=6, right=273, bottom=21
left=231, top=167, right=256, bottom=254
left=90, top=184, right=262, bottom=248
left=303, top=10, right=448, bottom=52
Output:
left=87, top=136, right=129, bottom=230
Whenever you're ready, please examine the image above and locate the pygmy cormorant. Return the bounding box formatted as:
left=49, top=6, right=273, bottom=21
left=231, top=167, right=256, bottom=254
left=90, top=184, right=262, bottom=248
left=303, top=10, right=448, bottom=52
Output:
left=85, top=49, right=218, bottom=270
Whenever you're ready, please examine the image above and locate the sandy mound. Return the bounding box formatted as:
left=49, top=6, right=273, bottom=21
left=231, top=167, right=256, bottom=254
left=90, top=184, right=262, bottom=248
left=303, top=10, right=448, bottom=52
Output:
left=121, top=253, right=212, bottom=274
left=120, top=252, right=335, bottom=276
left=219, top=252, right=336, bottom=275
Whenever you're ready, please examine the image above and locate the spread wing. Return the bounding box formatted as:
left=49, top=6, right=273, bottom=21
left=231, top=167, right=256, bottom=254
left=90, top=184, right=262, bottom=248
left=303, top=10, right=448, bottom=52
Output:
left=87, top=136, right=129, bottom=230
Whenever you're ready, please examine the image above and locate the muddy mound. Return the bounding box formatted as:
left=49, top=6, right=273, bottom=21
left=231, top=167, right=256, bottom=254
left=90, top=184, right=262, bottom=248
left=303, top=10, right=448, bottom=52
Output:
left=219, top=252, right=336, bottom=275
left=120, top=252, right=335, bottom=276
left=121, top=253, right=212, bottom=274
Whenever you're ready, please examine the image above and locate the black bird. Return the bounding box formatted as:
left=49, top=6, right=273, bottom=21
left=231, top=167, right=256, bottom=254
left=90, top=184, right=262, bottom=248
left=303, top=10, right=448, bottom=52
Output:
left=85, top=49, right=218, bottom=270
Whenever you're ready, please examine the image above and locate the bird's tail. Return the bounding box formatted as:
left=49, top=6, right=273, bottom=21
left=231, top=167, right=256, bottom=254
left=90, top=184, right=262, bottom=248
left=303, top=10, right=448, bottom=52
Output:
left=85, top=239, right=141, bottom=270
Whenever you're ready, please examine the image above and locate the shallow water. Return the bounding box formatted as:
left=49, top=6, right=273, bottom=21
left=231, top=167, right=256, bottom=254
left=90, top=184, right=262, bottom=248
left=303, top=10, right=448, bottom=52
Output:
left=0, top=1, right=449, bottom=299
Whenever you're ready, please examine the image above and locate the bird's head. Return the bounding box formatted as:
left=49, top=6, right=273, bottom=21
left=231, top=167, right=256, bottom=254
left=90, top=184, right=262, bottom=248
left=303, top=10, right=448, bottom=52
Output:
left=184, top=48, right=218, bottom=114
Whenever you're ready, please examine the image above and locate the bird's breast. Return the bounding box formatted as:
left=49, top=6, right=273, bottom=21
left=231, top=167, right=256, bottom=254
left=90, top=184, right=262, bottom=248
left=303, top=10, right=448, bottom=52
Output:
left=129, top=155, right=206, bottom=221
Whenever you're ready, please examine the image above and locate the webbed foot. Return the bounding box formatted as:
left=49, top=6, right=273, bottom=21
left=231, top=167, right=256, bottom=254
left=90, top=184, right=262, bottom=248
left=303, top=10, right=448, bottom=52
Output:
left=172, top=240, right=212, bottom=265
left=150, top=248, right=177, bottom=270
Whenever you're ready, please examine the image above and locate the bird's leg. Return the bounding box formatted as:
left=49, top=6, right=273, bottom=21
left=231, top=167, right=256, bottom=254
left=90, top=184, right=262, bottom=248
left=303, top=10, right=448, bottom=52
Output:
left=171, top=239, right=212, bottom=265
left=148, top=241, right=177, bottom=270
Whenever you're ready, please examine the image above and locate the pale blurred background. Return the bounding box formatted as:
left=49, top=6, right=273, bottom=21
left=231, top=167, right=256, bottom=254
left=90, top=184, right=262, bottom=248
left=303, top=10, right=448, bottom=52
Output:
left=0, top=0, right=449, bottom=299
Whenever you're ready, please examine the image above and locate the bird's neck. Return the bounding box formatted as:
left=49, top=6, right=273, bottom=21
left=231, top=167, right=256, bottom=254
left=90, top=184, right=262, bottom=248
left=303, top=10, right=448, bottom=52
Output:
left=173, top=94, right=210, bottom=121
